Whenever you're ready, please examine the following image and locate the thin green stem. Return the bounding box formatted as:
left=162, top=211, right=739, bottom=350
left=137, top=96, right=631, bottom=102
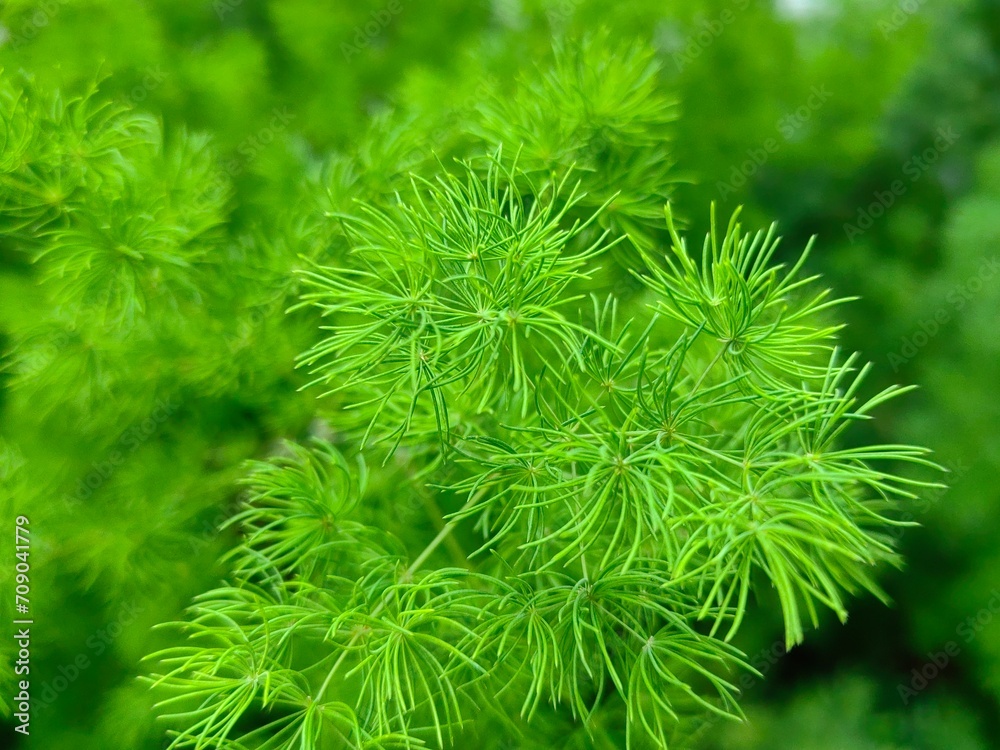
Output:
left=313, top=491, right=481, bottom=703
left=419, top=490, right=468, bottom=567
left=691, top=340, right=729, bottom=392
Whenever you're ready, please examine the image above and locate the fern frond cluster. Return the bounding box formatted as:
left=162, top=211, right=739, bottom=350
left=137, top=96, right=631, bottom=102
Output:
left=297, top=157, right=614, bottom=450
left=149, top=143, right=937, bottom=746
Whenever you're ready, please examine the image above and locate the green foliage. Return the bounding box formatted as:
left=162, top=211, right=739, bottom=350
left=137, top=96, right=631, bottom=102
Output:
left=473, top=35, right=679, bottom=248
left=297, top=156, right=614, bottom=449
left=146, top=142, right=936, bottom=745
left=3, top=2, right=998, bottom=749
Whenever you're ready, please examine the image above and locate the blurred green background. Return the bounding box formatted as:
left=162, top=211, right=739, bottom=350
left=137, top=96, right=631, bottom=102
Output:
left=0, top=0, right=998, bottom=748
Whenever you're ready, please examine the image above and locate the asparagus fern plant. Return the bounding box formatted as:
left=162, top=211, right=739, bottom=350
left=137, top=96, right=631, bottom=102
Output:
left=147, top=154, right=937, bottom=747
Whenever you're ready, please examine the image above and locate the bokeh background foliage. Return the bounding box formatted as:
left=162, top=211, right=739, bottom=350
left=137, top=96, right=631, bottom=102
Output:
left=0, top=0, right=998, bottom=748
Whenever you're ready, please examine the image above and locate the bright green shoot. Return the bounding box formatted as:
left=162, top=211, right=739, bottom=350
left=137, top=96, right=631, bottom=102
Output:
left=147, top=158, right=940, bottom=748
